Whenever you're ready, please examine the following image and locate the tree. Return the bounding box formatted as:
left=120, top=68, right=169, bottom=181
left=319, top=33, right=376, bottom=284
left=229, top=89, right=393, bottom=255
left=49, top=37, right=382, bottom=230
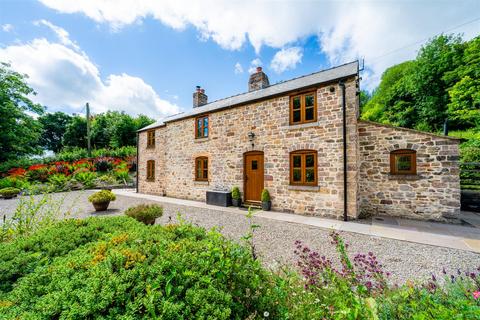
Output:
left=362, top=34, right=478, bottom=132
left=38, top=112, right=72, bottom=152
left=62, top=115, right=87, bottom=149
left=91, top=114, right=110, bottom=149
left=0, top=63, right=44, bottom=161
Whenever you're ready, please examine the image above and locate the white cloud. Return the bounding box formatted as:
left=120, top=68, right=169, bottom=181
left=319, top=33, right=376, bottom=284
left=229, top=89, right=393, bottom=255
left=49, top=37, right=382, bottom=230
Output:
left=248, top=58, right=262, bottom=74
left=0, top=36, right=179, bottom=117
left=34, top=19, right=79, bottom=50
left=38, top=0, right=480, bottom=89
left=1, top=24, right=13, bottom=32
left=234, top=62, right=243, bottom=74
left=270, top=47, right=303, bottom=73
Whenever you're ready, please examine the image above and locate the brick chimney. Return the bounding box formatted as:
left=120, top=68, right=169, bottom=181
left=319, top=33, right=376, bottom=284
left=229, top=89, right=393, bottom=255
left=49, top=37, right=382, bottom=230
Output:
left=193, top=86, right=208, bottom=108
left=248, top=66, right=270, bottom=91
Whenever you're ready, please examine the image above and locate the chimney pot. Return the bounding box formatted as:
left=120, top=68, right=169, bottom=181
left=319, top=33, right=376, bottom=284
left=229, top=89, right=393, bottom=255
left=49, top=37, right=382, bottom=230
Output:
left=200, top=89, right=205, bottom=93
left=256, top=66, right=262, bottom=72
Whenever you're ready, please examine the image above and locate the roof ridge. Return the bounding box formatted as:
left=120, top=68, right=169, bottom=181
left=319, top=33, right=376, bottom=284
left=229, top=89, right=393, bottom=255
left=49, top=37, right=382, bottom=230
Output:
left=205, top=60, right=359, bottom=106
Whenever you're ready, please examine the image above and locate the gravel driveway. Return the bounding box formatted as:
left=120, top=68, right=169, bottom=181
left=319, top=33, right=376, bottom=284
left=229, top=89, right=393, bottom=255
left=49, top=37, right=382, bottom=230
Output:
left=1, top=190, right=479, bottom=285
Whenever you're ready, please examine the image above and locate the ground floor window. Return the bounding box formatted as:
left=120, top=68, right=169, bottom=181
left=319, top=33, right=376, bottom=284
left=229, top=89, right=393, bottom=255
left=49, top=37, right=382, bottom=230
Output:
left=390, top=149, right=416, bottom=175
left=147, top=160, right=155, bottom=181
left=195, top=157, right=208, bottom=181
left=290, top=150, right=317, bottom=185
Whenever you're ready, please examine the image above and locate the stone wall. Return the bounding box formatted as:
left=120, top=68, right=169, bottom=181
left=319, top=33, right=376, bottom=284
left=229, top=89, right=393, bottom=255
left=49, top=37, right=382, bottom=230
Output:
left=138, top=77, right=360, bottom=219
left=358, top=120, right=461, bottom=221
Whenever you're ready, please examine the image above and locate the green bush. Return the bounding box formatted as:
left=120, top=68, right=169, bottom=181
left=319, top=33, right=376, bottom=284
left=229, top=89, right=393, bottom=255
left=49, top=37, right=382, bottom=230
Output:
left=261, top=189, right=270, bottom=202
left=231, top=186, right=241, bottom=200
left=0, top=187, right=20, bottom=198
left=125, top=204, right=163, bottom=224
left=0, top=177, right=30, bottom=190
left=88, top=190, right=116, bottom=203
left=72, top=171, right=97, bottom=188
left=47, top=174, right=69, bottom=191
left=94, top=174, right=118, bottom=187
left=0, top=217, right=279, bottom=319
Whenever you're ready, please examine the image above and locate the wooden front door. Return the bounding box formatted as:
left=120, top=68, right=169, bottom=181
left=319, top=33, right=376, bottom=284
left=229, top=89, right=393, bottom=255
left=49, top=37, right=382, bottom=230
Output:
left=244, top=151, right=264, bottom=202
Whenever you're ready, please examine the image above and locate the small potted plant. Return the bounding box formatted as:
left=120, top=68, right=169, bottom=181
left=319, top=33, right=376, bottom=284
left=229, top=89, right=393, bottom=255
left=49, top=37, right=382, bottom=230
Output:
left=0, top=187, right=21, bottom=199
left=125, top=204, right=163, bottom=225
left=261, top=188, right=271, bottom=211
left=231, top=186, right=242, bottom=207
left=88, top=190, right=116, bottom=211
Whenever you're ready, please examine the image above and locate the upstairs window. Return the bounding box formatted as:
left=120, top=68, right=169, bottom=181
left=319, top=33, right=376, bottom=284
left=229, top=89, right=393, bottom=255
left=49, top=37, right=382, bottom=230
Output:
left=195, top=115, right=209, bottom=138
left=290, top=91, right=317, bottom=125
left=195, top=157, right=208, bottom=181
left=290, top=150, right=318, bottom=186
left=146, top=160, right=155, bottom=181
left=390, top=149, right=416, bottom=175
left=147, top=130, right=155, bottom=148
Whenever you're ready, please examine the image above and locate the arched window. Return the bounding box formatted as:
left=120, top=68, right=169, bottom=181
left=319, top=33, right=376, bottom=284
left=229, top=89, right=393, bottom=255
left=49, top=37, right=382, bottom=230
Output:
left=146, top=160, right=155, bottom=181
left=195, top=157, right=208, bottom=181
left=390, top=149, right=416, bottom=175
left=290, top=150, right=318, bottom=185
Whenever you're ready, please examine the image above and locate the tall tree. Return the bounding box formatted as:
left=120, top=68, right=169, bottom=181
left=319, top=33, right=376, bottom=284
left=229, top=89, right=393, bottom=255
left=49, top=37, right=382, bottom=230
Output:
left=62, top=115, right=87, bottom=149
left=0, top=62, right=44, bottom=161
left=38, top=112, right=72, bottom=152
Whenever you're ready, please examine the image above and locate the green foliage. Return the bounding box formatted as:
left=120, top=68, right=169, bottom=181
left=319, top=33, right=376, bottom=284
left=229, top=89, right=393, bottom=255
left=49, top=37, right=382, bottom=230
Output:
left=0, top=217, right=279, bottom=319
left=0, top=63, right=44, bottom=161
left=261, top=189, right=270, bottom=202
left=0, top=177, right=30, bottom=190
left=62, top=115, right=87, bottom=149
left=231, top=186, right=241, bottom=200
left=38, top=112, right=72, bottom=152
left=125, top=204, right=163, bottom=224
left=47, top=174, right=69, bottom=191
left=72, top=171, right=97, bottom=188
left=362, top=35, right=479, bottom=132
left=0, top=193, right=69, bottom=242
left=88, top=190, right=116, bottom=203
left=377, top=279, right=480, bottom=319
left=94, top=174, right=118, bottom=188
left=0, top=187, right=20, bottom=197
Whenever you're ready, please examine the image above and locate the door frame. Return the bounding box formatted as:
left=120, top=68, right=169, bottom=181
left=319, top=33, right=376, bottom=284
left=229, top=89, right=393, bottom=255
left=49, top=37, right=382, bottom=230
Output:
left=243, top=150, right=264, bottom=203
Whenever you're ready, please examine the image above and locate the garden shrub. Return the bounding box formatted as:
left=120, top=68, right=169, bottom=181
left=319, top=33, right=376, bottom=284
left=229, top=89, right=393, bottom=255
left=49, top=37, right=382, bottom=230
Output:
left=0, top=177, right=30, bottom=190
left=231, top=186, right=241, bottom=200
left=88, top=190, right=116, bottom=203
left=125, top=204, right=163, bottom=224
left=94, top=156, right=114, bottom=172
left=0, top=217, right=279, bottom=319
left=72, top=171, right=97, bottom=188
left=0, top=187, right=20, bottom=198
left=47, top=174, right=69, bottom=191
left=94, top=174, right=118, bottom=187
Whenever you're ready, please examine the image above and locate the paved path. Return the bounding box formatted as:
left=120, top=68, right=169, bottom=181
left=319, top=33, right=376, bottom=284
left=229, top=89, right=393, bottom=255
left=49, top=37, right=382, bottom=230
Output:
left=116, top=189, right=480, bottom=254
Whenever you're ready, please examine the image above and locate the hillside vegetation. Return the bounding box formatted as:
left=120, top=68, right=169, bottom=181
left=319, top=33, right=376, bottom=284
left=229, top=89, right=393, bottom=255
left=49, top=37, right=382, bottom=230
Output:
left=362, top=34, right=480, bottom=162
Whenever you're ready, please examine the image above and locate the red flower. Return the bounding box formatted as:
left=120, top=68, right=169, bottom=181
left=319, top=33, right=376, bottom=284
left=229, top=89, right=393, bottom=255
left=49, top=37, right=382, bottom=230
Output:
left=8, top=167, right=26, bottom=176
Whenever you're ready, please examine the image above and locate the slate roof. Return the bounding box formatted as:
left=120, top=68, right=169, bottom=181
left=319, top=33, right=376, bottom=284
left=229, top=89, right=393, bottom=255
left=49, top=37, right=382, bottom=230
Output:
left=139, top=61, right=359, bottom=132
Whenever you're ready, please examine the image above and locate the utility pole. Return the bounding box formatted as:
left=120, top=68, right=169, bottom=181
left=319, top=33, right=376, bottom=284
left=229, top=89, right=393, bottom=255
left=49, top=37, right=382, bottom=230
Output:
left=86, top=102, right=91, bottom=157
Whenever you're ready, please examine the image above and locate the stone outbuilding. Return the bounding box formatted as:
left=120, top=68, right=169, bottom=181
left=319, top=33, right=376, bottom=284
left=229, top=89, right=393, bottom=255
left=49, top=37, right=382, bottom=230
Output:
left=137, top=61, right=461, bottom=221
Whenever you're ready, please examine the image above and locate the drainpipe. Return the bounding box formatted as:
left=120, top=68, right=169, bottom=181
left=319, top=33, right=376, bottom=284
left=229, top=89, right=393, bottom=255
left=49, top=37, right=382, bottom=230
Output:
left=339, top=80, right=348, bottom=221
left=136, top=132, right=139, bottom=193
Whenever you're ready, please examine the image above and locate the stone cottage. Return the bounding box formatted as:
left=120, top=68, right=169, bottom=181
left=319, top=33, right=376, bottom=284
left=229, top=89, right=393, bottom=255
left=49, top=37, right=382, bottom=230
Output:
left=137, top=61, right=461, bottom=221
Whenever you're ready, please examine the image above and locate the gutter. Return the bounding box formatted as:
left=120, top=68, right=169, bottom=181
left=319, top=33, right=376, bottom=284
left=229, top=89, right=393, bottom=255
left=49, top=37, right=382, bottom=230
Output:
left=339, top=80, right=348, bottom=221
left=136, top=132, right=139, bottom=193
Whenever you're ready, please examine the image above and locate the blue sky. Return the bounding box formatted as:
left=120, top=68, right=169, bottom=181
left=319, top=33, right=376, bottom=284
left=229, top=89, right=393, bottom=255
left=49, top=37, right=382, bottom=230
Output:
left=0, top=0, right=478, bottom=119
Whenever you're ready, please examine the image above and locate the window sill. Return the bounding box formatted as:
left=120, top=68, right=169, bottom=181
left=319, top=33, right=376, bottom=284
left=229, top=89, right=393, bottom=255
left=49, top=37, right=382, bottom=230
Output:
left=146, top=179, right=155, bottom=182
left=194, top=180, right=209, bottom=186
left=282, top=121, right=319, bottom=130
left=194, top=137, right=209, bottom=143
left=288, top=185, right=320, bottom=191
left=146, top=146, right=155, bottom=149
left=388, top=174, right=420, bottom=180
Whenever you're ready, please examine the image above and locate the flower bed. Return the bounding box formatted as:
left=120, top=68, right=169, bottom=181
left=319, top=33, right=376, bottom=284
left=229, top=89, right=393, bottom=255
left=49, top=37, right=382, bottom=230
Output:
left=0, top=217, right=478, bottom=318
left=0, top=155, right=135, bottom=194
